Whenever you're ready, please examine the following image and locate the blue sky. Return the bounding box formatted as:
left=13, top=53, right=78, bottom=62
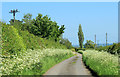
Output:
left=2, top=2, right=118, bottom=45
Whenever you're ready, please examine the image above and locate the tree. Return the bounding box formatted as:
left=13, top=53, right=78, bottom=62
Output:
left=22, top=13, right=32, bottom=31
left=22, top=13, right=32, bottom=23
left=59, top=37, right=72, bottom=49
left=84, top=40, right=95, bottom=49
left=30, top=13, right=65, bottom=41
left=78, top=24, right=84, bottom=48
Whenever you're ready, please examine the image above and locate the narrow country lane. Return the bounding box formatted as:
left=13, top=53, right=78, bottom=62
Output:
left=43, top=53, right=93, bottom=76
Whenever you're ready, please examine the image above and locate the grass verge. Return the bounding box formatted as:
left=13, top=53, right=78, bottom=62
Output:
left=1, top=49, right=74, bottom=75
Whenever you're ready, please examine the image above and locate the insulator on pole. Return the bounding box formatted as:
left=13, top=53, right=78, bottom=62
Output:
left=9, top=9, right=19, bottom=22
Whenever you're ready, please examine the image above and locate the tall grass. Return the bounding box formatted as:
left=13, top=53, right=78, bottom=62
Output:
left=82, top=50, right=118, bottom=75
left=1, top=49, right=74, bottom=75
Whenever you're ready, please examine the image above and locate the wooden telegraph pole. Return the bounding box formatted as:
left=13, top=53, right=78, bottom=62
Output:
left=9, top=9, right=19, bottom=22
left=95, top=34, right=96, bottom=48
left=106, top=33, right=107, bottom=46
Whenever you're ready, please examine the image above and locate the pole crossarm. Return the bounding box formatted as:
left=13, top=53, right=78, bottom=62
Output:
left=9, top=9, right=20, bottom=22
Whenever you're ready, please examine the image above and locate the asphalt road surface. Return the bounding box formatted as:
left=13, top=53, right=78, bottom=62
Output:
left=43, top=52, right=93, bottom=77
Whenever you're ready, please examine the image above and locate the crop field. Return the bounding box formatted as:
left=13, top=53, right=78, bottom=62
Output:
left=82, top=50, right=119, bottom=75
left=1, top=49, right=74, bottom=75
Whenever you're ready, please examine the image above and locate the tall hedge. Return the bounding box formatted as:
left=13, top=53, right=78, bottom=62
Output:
left=19, top=30, right=44, bottom=50
left=2, top=24, right=26, bottom=55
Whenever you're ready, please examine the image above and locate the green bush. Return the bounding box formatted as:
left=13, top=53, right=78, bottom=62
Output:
left=2, top=24, right=26, bottom=55
left=19, top=30, right=66, bottom=50
left=19, top=31, right=44, bottom=50
left=74, top=47, right=85, bottom=52
left=59, top=38, right=72, bottom=49
left=84, top=40, right=95, bottom=49
left=96, top=43, right=120, bottom=55
left=0, top=22, right=2, bottom=52
left=42, top=39, right=66, bottom=49
left=77, top=50, right=83, bottom=54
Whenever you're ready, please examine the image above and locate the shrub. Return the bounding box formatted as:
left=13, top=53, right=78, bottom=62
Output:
left=19, top=30, right=66, bottom=50
left=19, top=31, right=44, bottom=50
left=74, top=47, right=85, bottom=52
left=96, top=43, right=120, bottom=55
left=2, top=24, right=26, bottom=55
left=42, top=39, right=66, bottom=49
left=84, top=40, right=95, bottom=49
left=77, top=50, right=83, bottom=54
left=59, top=38, right=72, bottom=49
left=71, top=48, right=75, bottom=52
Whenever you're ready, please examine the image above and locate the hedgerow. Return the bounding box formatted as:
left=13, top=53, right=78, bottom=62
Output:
left=82, top=50, right=118, bottom=75
left=1, top=49, right=74, bottom=75
left=2, top=24, right=26, bottom=55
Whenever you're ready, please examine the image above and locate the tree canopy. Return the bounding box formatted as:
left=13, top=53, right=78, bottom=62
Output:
left=84, top=40, right=95, bottom=49
left=21, top=13, right=65, bottom=42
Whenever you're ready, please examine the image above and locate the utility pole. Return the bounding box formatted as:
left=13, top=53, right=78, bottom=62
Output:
left=106, top=33, right=107, bottom=46
left=95, top=34, right=96, bottom=47
left=9, top=9, right=19, bottom=22
left=97, top=40, right=99, bottom=47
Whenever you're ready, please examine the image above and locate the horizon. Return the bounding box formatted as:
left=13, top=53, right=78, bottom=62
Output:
left=2, top=2, right=118, bottom=45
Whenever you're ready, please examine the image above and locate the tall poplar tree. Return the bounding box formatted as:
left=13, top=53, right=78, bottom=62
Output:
left=78, top=24, right=84, bottom=48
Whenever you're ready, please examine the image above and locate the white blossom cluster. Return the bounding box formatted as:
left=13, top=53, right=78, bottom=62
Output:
left=0, top=48, right=72, bottom=75
left=83, top=50, right=118, bottom=75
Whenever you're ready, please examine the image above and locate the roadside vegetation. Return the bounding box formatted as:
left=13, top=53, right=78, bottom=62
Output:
left=75, top=39, right=120, bottom=55
left=1, top=49, right=73, bottom=75
left=1, top=10, right=119, bottom=76
left=82, top=50, right=118, bottom=75
left=75, top=41, right=119, bottom=76
left=1, top=13, right=73, bottom=75
left=76, top=24, right=119, bottom=76
left=96, top=43, right=120, bottom=55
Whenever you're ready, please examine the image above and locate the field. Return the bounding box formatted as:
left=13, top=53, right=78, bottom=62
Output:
left=82, top=50, right=119, bottom=75
left=1, top=49, right=74, bottom=75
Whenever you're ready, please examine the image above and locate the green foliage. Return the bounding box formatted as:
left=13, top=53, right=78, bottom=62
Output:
left=22, top=13, right=32, bottom=31
left=96, top=43, right=120, bottom=55
left=60, top=37, right=72, bottom=49
left=74, top=47, right=86, bottom=52
left=1, top=11, right=69, bottom=76
left=2, top=49, right=74, bottom=75
left=84, top=40, right=95, bottom=49
left=19, top=30, right=44, bottom=50
left=42, top=39, right=66, bottom=49
left=2, top=23, right=26, bottom=55
left=27, top=13, right=65, bottom=41
left=78, top=24, right=84, bottom=48
left=82, top=50, right=118, bottom=75
left=77, top=50, right=83, bottom=54
left=2, top=22, right=66, bottom=55
left=22, top=52, right=73, bottom=75
left=19, top=30, right=66, bottom=50
left=0, top=22, right=2, bottom=53
left=9, top=19, right=23, bottom=31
